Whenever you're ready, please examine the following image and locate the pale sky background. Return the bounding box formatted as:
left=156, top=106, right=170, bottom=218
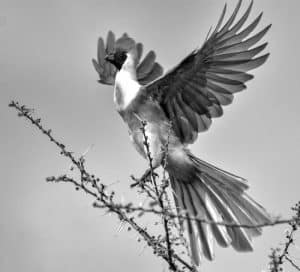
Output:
left=1, top=0, right=300, bottom=271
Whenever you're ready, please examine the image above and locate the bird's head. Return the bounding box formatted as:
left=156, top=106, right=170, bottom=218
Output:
left=105, top=50, right=127, bottom=70
left=105, top=36, right=137, bottom=71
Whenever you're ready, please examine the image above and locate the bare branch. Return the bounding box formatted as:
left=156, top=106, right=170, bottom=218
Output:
left=9, top=100, right=300, bottom=272
left=268, top=201, right=300, bottom=272
left=9, top=100, right=192, bottom=272
left=139, top=120, right=175, bottom=271
left=285, top=255, right=300, bottom=271
left=92, top=202, right=295, bottom=229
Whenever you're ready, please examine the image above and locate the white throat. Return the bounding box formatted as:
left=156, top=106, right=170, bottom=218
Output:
left=114, top=54, right=140, bottom=111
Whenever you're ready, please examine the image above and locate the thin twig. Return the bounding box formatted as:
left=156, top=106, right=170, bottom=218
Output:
left=93, top=202, right=295, bottom=229
left=285, top=255, right=300, bottom=271
left=140, top=120, right=175, bottom=271
left=269, top=202, right=300, bottom=272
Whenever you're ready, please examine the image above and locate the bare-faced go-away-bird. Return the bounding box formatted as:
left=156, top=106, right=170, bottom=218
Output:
left=92, top=0, right=272, bottom=265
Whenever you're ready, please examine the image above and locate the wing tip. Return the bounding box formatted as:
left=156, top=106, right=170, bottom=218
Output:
left=261, top=52, right=270, bottom=62
left=92, top=58, right=103, bottom=75
left=92, top=58, right=97, bottom=66
left=265, top=23, right=272, bottom=31
left=107, top=30, right=114, bottom=37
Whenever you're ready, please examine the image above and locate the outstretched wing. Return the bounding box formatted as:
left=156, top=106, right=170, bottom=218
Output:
left=92, top=31, right=163, bottom=86
left=142, top=0, right=271, bottom=145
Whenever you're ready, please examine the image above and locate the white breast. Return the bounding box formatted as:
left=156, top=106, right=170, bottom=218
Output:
left=114, top=70, right=141, bottom=110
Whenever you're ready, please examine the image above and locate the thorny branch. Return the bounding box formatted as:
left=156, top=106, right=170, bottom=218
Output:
left=92, top=203, right=295, bottom=229
left=9, top=100, right=300, bottom=272
left=285, top=256, right=300, bottom=271
left=139, top=120, right=175, bottom=271
left=269, top=202, right=300, bottom=272
left=9, top=100, right=190, bottom=272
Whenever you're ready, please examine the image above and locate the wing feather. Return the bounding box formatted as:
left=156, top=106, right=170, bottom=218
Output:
left=211, top=43, right=267, bottom=61
left=140, top=1, right=270, bottom=144
left=138, top=63, right=163, bottom=85
left=176, top=94, right=199, bottom=131
left=97, top=37, right=106, bottom=68
left=210, top=54, right=269, bottom=72
left=218, top=0, right=242, bottom=37
left=136, top=43, right=143, bottom=64
left=215, top=12, right=263, bottom=49
left=137, top=51, right=156, bottom=78
left=211, top=4, right=227, bottom=36
left=215, top=24, right=271, bottom=55
left=197, top=114, right=212, bottom=132
left=207, top=68, right=254, bottom=82
left=220, top=0, right=253, bottom=41
left=181, top=91, right=208, bottom=116
left=93, top=32, right=163, bottom=85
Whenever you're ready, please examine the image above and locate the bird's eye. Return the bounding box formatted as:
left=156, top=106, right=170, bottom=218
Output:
left=111, top=51, right=127, bottom=70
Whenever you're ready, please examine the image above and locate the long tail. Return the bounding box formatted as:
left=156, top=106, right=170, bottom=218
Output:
left=167, top=150, right=272, bottom=265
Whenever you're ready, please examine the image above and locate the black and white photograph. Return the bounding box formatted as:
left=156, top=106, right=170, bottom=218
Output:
left=1, top=1, right=300, bottom=271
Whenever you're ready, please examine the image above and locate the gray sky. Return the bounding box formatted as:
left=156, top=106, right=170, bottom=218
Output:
left=1, top=0, right=300, bottom=271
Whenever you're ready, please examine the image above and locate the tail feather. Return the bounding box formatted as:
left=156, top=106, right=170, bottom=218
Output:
left=184, top=183, right=214, bottom=261
left=167, top=151, right=272, bottom=264
left=189, top=155, right=249, bottom=192
left=190, top=182, right=232, bottom=248
left=171, top=177, right=201, bottom=265
left=227, top=194, right=263, bottom=237
left=242, top=194, right=272, bottom=223
left=199, top=174, right=254, bottom=252
left=204, top=174, right=262, bottom=237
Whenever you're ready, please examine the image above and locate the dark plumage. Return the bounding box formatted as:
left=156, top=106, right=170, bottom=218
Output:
left=143, top=0, right=271, bottom=143
left=105, top=50, right=127, bottom=70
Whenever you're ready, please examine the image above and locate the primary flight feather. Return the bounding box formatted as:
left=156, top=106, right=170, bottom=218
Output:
left=93, top=0, right=272, bottom=265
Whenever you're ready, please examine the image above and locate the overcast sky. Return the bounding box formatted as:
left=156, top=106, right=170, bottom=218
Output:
left=1, top=0, right=300, bottom=271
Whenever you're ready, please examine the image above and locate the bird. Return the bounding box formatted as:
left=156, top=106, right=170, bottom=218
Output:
left=93, top=0, right=272, bottom=265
